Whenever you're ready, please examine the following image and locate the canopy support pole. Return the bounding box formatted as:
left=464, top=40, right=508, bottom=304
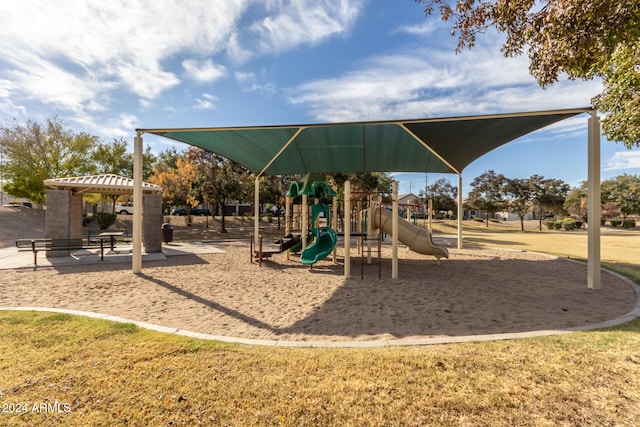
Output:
left=301, top=194, right=308, bottom=250
left=254, top=178, right=260, bottom=243
left=258, top=127, right=305, bottom=177
left=457, top=174, right=463, bottom=250
left=332, top=196, right=338, bottom=264
left=392, top=181, right=398, bottom=279
left=132, top=132, right=143, bottom=273
left=399, top=124, right=460, bottom=175
left=588, top=111, right=601, bottom=290
left=285, top=195, right=292, bottom=260
left=344, top=181, right=351, bottom=277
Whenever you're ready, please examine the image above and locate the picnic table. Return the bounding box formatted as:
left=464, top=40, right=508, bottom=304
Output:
left=98, top=231, right=124, bottom=251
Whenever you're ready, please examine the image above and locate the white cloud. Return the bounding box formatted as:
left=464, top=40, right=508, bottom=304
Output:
left=250, top=0, right=363, bottom=52
left=225, top=31, right=253, bottom=64
left=0, top=0, right=365, bottom=136
left=0, top=0, right=249, bottom=126
left=139, top=99, right=152, bottom=110
left=234, top=71, right=255, bottom=84
left=68, top=110, right=139, bottom=139
left=234, top=71, right=276, bottom=96
left=183, top=59, right=226, bottom=84
left=604, top=150, right=640, bottom=171
left=393, top=21, right=441, bottom=36
left=0, top=79, right=28, bottom=117
left=6, top=53, right=112, bottom=114
left=116, top=62, right=180, bottom=100
left=288, top=46, right=601, bottom=122
left=194, top=93, right=218, bottom=110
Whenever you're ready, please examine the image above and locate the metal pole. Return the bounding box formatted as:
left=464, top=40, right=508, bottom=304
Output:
left=132, top=133, right=143, bottom=273
left=254, top=178, right=260, bottom=242
left=344, top=181, right=351, bottom=277
left=332, top=196, right=338, bottom=264
left=301, top=194, right=308, bottom=250
left=285, top=195, right=292, bottom=260
left=392, top=181, right=398, bottom=279
left=588, top=111, right=601, bottom=290
left=367, top=195, right=372, bottom=264
left=457, top=174, right=463, bottom=250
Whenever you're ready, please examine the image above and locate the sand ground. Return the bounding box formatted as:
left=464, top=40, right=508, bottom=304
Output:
left=1, top=239, right=636, bottom=343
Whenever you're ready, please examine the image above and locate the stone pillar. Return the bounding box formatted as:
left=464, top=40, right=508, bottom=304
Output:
left=143, top=193, right=163, bottom=253
left=45, top=190, right=73, bottom=258
left=69, top=193, right=83, bottom=241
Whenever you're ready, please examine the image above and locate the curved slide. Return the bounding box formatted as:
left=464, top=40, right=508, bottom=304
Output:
left=300, top=227, right=338, bottom=265
left=371, top=206, right=449, bottom=259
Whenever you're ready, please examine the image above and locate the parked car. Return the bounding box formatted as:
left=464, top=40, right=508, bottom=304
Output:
left=115, top=202, right=134, bottom=215
left=2, top=204, right=29, bottom=209
left=170, top=207, right=211, bottom=216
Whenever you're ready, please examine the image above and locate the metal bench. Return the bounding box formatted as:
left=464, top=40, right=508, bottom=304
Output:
left=15, top=238, right=107, bottom=266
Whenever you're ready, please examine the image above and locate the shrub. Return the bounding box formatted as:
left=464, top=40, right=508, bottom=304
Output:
left=94, top=212, right=116, bottom=230
left=574, top=221, right=583, bottom=229
left=562, top=219, right=576, bottom=231
left=473, top=217, right=484, bottom=222
left=554, top=221, right=562, bottom=230
left=623, top=219, right=636, bottom=229
left=267, top=213, right=274, bottom=223
left=243, top=212, right=251, bottom=221
left=610, top=220, right=621, bottom=227
left=544, top=219, right=555, bottom=230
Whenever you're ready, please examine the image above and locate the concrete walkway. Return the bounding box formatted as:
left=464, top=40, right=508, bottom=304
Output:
left=0, top=241, right=224, bottom=270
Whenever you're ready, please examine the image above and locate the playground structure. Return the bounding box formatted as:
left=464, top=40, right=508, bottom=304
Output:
left=251, top=174, right=339, bottom=266
left=369, top=201, right=448, bottom=260
left=252, top=174, right=449, bottom=278
left=287, top=174, right=339, bottom=265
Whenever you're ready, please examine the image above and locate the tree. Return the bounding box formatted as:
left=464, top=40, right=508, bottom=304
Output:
left=260, top=175, right=290, bottom=229
left=91, top=138, right=134, bottom=214
left=191, top=149, right=251, bottom=233
left=0, top=117, right=97, bottom=206
left=91, top=137, right=157, bottom=179
left=502, top=177, right=533, bottom=231
left=467, top=170, right=505, bottom=226
left=92, top=138, right=133, bottom=176
left=564, top=182, right=589, bottom=223
left=420, top=177, right=458, bottom=215
left=149, top=150, right=199, bottom=224
left=417, top=0, right=640, bottom=147
left=529, top=175, right=570, bottom=230
left=601, top=174, right=640, bottom=221
left=331, top=172, right=393, bottom=194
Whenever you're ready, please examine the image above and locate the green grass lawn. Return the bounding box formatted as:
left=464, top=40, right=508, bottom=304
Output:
left=432, top=219, right=640, bottom=284
left=1, top=221, right=639, bottom=426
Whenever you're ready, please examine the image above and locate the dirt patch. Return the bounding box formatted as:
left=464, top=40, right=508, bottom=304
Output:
left=0, top=207, right=46, bottom=248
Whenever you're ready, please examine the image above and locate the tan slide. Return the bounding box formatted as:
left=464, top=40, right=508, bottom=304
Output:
left=371, top=205, right=449, bottom=260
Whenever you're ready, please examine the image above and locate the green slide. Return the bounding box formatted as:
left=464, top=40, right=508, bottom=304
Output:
left=300, top=227, right=338, bottom=265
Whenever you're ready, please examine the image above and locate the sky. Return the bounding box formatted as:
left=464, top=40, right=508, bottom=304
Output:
left=1, top=0, right=639, bottom=196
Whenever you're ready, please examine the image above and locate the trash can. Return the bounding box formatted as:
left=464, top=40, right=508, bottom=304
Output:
left=161, top=223, right=173, bottom=243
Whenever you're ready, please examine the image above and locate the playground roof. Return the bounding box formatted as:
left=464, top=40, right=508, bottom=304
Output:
left=44, top=174, right=162, bottom=194
left=138, top=108, right=591, bottom=176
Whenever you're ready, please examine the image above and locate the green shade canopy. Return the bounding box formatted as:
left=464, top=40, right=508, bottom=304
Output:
left=139, top=108, right=591, bottom=176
